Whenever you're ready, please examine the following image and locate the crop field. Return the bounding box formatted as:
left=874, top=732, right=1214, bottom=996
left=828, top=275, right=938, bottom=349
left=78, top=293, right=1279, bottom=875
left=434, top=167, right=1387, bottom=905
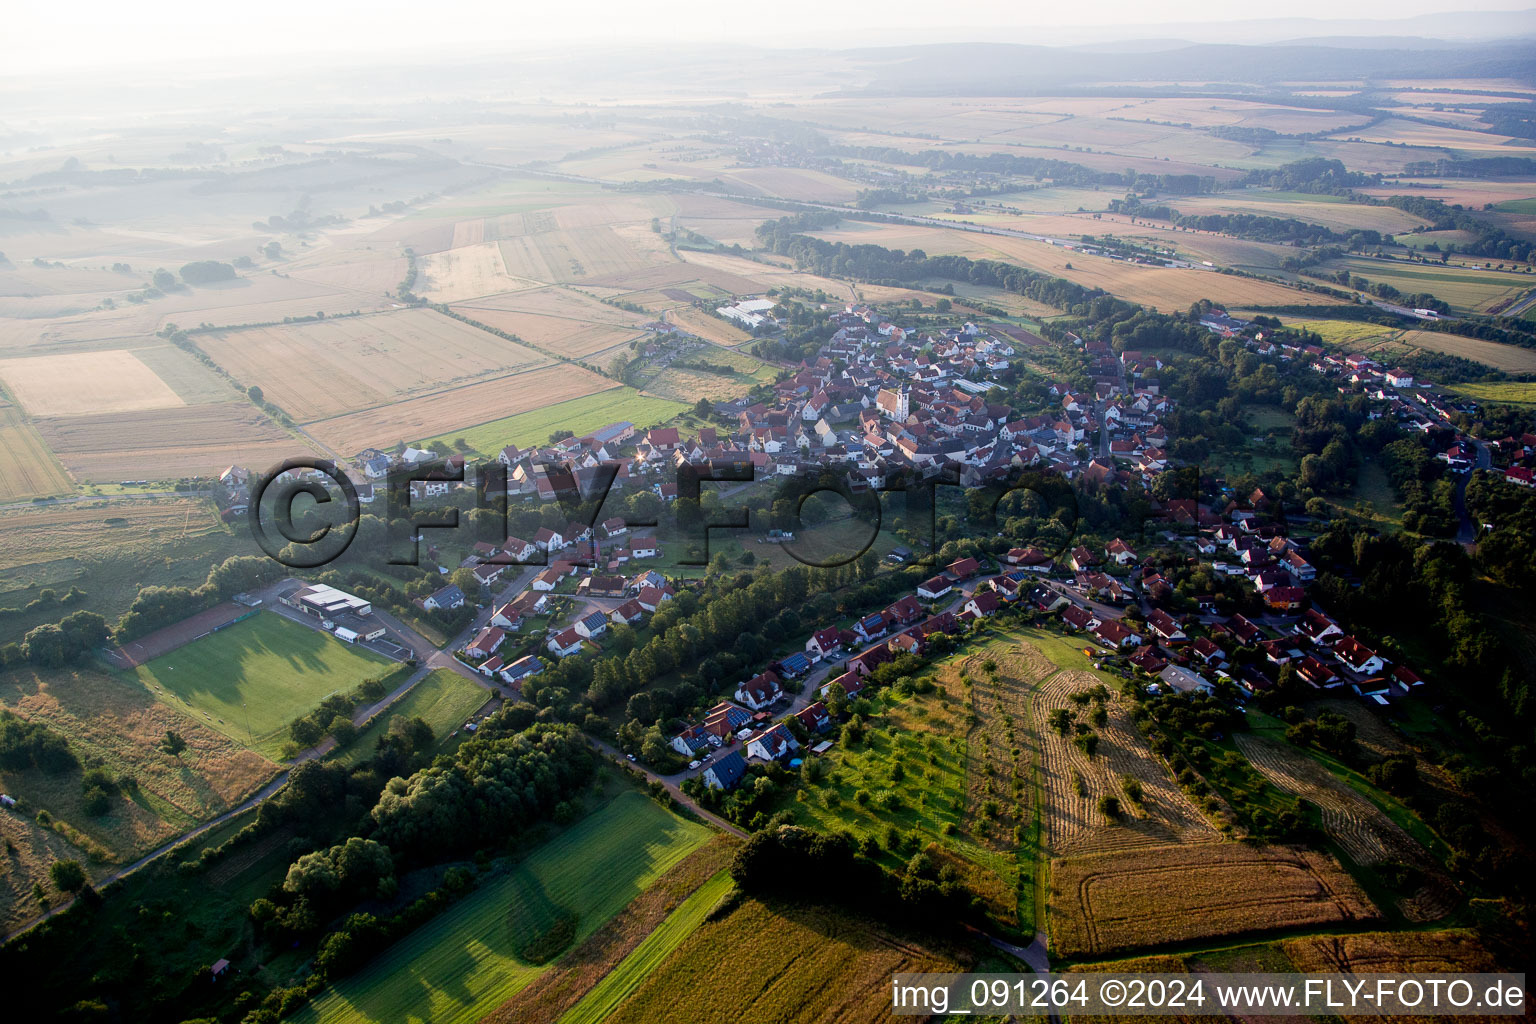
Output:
left=1034, top=668, right=1216, bottom=858
left=1280, top=317, right=1536, bottom=373
left=557, top=870, right=734, bottom=1024
left=0, top=664, right=276, bottom=872
left=1049, top=842, right=1378, bottom=959
left=663, top=306, right=754, bottom=347
left=195, top=309, right=553, bottom=422
left=1235, top=734, right=1453, bottom=922
left=481, top=840, right=737, bottom=1024
left=293, top=791, right=710, bottom=1024
left=718, top=166, right=860, bottom=203
left=1166, top=193, right=1430, bottom=234
left=336, top=669, right=489, bottom=766
left=0, top=403, right=73, bottom=501
left=600, top=896, right=967, bottom=1024
left=130, top=611, right=394, bottom=757
left=306, top=363, right=619, bottom=455
left=0, top=349, right=185, bottom=417
left=420, top=387, right=685, bottom=457
left=450, top=303, right=647, bottom=360
left=806, top=222, right=1337, bottom=311
left=35, top=403, right=305, bottom=481
left=1315, top=256, right=1530, bottom=314
left=492, top=208, right=676, bottom=285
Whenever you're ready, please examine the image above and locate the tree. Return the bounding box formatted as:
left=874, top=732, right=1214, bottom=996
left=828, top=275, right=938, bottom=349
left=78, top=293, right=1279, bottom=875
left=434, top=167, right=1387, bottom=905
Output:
left=640, top=726, right=671, bottom=764
left=21, top=624, right=68, bottom=668
left=694, top=398, right=712, bottom=419
left=247, top=385, right=264, bottom=403
left=159, top=730, right=188, bottom=756
left=50, top=859, right=87, bottom=894
left=151, top=268, right=176, bottom=291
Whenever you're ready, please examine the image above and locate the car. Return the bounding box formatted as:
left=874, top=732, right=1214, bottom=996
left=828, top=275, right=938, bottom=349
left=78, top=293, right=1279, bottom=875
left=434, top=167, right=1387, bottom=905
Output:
left=688, top=759, right=701, bottom=770
left=625, top=753, right=635, bottom=761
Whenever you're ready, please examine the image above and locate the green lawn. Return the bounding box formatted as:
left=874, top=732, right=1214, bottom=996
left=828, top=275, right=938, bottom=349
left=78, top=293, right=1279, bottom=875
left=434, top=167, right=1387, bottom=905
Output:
left=420, top=388, right=688, bottom=457
left=557, top=870, right=733, bottom=1024
left=335, top=669, right=489, bottom=766
left=292, top=791, right=710, bottom=1024
left=131, top=612, right=394, bottom=757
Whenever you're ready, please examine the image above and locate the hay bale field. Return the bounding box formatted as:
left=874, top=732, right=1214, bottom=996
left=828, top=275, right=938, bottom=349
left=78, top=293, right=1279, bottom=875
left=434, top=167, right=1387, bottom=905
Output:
left=292, top=791, right=709, bottom=1024
left=1235, top=734, right=1455, bottom=922
left=1050, top=842, right=1378, bottom=958
left=131, top=611, right=396, bottom=757
left=0, top=349, right=185, bottom=417
left=305, top=363, right=620, bottom=455
left=35, top=403, right=305, bottom=481
left=1035, top=668, right=1217, bottom=857
left=195, top=308, right=553, bottom=422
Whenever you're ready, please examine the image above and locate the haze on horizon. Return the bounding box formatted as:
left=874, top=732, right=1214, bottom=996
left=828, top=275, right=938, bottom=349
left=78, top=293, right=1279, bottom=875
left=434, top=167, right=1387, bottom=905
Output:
left=7, top=0, right=1535, bottom=77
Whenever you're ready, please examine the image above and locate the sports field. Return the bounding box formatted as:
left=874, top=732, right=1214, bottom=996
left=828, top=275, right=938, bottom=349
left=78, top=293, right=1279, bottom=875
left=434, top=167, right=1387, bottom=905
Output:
left=421, top=387, right=687, bottom=456
left=131, top=611, right=393, bottom=757
left=336, top=669, right=489, bottom=766
left=292, top=791, right=710, bottom=1024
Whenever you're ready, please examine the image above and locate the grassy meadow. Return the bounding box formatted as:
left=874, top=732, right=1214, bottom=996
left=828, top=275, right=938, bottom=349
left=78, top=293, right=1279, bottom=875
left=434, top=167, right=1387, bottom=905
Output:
left=291, top=791, right=709, bottom=1024
left=131, top=612, right=395, bottom=757
left=335, top=669, right=489, bottom=766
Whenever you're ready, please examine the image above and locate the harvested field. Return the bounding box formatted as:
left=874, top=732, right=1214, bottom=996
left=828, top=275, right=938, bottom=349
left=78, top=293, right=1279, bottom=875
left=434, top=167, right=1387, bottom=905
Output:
left=305, top=363, right=619, bottom=455
left=0, top=404, right=72, bottom=501
left=664, top=307, right=753, bottom=347
left=586, top=259, right=765, bottom=297
left=450, top=304, right=646, bottom=359
left=0, top=350, right=184, bottom=417
left=601, top=896, right=967, bottom=1024
left=1050, top=843, right=1378, bottom=959
left=35, top=403, right=304, bottom=481
left=0, top=496, right=229, bottom=572
left=1235, top=734, right=1455, bottom=922
left=1283, top=928, right=1498, bottom=975
left=481, top=839, right=737, bottom=1024
left=1034, top=668, right=1216, bottom=857
left=105, top=602, right=254, bottom=669
left=0, top=664, right=277, bottom=867
left=494, top=212, right=675, bottom=285
left=196, top=308, right=552, bottom=422
left=415, top=241, right=543, bottom=302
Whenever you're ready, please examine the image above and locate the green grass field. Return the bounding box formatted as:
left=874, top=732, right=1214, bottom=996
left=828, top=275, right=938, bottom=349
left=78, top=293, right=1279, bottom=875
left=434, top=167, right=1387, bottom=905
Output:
left=557, top=870, right=733, bottom=1024
left=335, top=669, right=489, bottom=766
left=420, top=387, right=688, bottom=456
left=292, top=791, right=710, bottom=1024
left=131, top=612, right=394, bottom=757
left=1448, top=381, right=1536, bottom=407
left=1317, top=255, right=1528, bottom=314
left=1494, top=198, right=1536, bottom=214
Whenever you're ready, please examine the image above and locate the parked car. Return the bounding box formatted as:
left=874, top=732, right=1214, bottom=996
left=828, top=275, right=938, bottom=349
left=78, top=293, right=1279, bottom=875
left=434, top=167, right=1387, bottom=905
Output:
left=688, top=759, right=701, bottom=770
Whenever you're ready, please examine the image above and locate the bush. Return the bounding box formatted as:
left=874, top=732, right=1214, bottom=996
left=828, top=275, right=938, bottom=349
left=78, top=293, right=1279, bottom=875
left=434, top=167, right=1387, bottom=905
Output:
left=1098, top=794, right=1121, bottom=819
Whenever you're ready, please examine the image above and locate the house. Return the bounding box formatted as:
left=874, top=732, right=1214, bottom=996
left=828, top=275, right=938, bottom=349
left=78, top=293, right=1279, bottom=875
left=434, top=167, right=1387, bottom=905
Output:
left=532, top=568, right=562, bottom=592
left=1225, top=614, right=1265, bottom=646
left=917, top=575, right=953, bottom=600
left=1158, top=664, right=1214, bottom=695
left=1264, top=586, right=1307, bottom=612
left=502, top=537, right=538, bottom=562
left=629, top=536, right=659, bottom=558
left=1191, top=636, right=1227, bottom=665
left=794, top=701, right=833, bottom=734
left=777, top=651, right=813, bottom=678
left=610, top=599, right=645, bottom=625
left=1297, top=654, right=1341, bottom=688
left=573, top=610, right=608, bottom=639
left=501, top=655, right=543, bottom=686
left=747, top=723, right=800, bottom=762
left=547, top=628, right=584, bottom=658
left=422, top=585, right=465, bottom=611
left=464, top=626, right=504, bottom=659
left=853, top=612, right=889, bottom=641
left=806, top=627, right=843, bottom=661
left=886, top=595, right=924, bottom=624
left=671, top=724, right=712, bottom=757
left=1006, top=546, right=1053, bottom=571
left=1130, top=645, right=1168, bottom=675
left=946, top=556, right=981, bottom=580
left=847, top=643, right=893, bottom=677
left=601, top=516, right=628, bottom=538
left=636, top=585, right=674, bottom=612
left=703, top=701, right=753, bottom=738
left=1092, top=618, right=1142, bottom=649
left=472, top=563, right=504, bottom=588
left=1295, top=608, right=1343, bottom=644
left=1105, top=538, right=1138, bottom=565
left=1333, top=636, right=1387, bottom=675
left=533, top=526, right=565, bottom=552
left=964, top=590, right=1001, bottom=618
left=736, top=671, right=784, bottom=711
left=1145, top=608, right=1186, bottom=643
left=703, top=750, right=748, bottom=790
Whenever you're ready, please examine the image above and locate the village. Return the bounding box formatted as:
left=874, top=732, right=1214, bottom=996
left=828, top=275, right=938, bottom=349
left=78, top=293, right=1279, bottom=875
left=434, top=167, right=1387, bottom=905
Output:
left=209, top=297, right=1536, bottom=799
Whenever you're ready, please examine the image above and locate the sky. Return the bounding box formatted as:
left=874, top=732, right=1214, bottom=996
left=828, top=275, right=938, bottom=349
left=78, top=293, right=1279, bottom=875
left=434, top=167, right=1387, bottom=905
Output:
left=7, top=0, right=1534, bottom=74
